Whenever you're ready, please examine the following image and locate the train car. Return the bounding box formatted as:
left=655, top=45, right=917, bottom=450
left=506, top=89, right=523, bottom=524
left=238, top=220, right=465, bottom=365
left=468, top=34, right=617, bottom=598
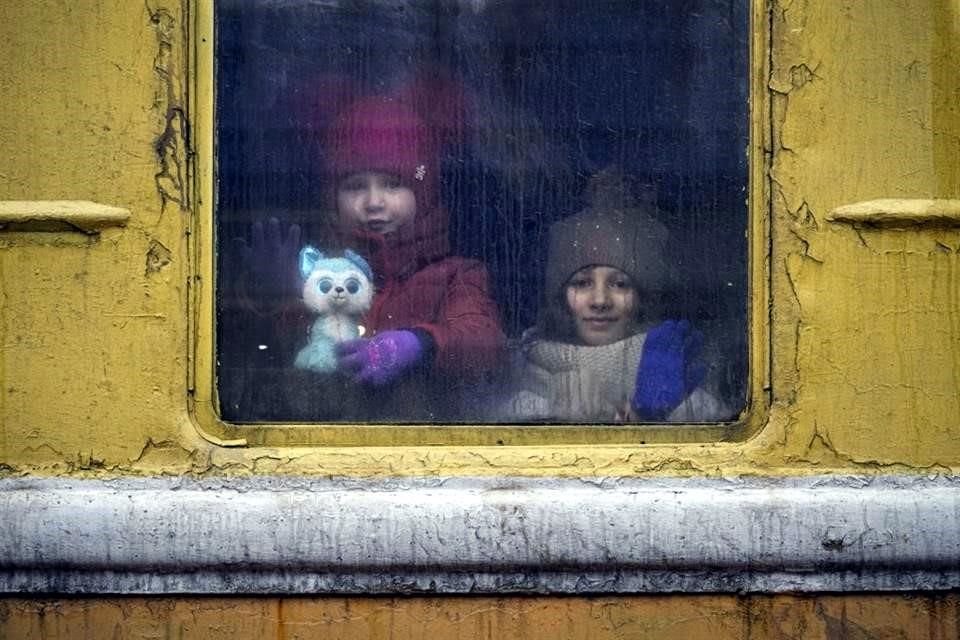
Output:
left=1, top=0, right=959, bottom=637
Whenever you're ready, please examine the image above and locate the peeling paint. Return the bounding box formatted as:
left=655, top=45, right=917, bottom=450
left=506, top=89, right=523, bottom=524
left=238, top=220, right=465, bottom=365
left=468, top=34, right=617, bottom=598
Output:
left=788, top=62, right=820, bottom=89
left=1, top=0, right=953, bottom=480
left=154, top=107, right=188, bottom=212
left=148, top=3, right=189, bottom=214
left=145, top=239, right=173, bottom=275
left=0, top=7, right=958, bottom=636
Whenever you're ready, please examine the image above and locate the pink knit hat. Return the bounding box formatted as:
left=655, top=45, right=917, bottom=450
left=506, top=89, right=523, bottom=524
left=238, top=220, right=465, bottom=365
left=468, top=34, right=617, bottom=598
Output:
left=325, top=95, right=450, bottom=270
left=326, top=96, right=440, bottom=212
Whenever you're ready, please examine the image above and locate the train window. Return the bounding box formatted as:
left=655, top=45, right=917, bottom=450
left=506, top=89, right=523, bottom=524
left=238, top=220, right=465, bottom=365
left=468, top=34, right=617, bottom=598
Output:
left=206, top=0, right=754, bottom=440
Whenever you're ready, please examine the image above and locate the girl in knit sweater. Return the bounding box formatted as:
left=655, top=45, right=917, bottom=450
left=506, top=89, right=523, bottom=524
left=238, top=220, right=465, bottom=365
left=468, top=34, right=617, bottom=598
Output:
left=503, top=178, right=729, bottom=423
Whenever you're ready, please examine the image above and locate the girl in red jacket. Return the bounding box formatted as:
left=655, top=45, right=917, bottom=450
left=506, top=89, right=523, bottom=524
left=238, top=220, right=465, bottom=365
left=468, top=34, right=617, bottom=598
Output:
left=222, top=95, right=504, bottom=421
left=325, top=95, right=505, bottom=394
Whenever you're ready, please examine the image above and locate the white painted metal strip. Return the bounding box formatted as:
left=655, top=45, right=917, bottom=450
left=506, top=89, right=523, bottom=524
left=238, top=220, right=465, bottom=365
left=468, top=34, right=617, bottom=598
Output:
left=1, top=475, right=958, bottom=593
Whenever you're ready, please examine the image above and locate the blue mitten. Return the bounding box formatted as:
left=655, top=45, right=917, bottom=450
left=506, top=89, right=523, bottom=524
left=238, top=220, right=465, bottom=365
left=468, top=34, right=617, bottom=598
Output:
left=336, top=330, right=425, bottom=386
left=632, top=320, right=707, bottom=420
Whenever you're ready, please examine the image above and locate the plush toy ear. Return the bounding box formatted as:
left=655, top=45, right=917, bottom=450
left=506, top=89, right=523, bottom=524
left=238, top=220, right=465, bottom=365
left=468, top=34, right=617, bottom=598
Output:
left=343, top=249, right=373, bottom=282
left=299, top=246, right=323, bottom=280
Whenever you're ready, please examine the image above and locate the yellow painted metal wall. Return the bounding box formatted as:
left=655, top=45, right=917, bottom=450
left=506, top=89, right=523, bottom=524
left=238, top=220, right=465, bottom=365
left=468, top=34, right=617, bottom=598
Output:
left=0, top=0, right=957, bottom=478
left=1, top=0, right=959, bottom=636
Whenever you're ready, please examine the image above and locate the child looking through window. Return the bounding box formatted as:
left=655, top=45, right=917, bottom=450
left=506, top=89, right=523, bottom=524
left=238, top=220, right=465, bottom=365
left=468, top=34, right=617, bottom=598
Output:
left=326, top=96, right=505, bottom=404
left=502, top=173, right=728, bottom=423
left=223, top=95, right=505, bottom=421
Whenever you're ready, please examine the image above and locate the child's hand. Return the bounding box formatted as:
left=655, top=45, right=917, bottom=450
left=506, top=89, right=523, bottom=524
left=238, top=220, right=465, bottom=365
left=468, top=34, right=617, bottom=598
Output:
left=631, top=320, right=706, bottom=420
left=336, top=330, right=425, bottom=386
left=229, top=217, right=302, bottom=309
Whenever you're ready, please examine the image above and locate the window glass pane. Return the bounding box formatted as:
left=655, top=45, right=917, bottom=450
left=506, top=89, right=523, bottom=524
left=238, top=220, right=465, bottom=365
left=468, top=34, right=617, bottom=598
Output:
left=215, top=0, right=749, bottom=424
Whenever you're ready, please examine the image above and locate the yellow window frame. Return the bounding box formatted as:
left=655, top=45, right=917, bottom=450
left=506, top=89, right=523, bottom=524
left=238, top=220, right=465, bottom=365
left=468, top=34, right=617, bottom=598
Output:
left=187, top=0, right=771, bottom=448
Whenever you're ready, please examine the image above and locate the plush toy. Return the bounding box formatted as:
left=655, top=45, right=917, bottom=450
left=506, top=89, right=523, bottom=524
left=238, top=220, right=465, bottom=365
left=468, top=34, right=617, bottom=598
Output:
left=294, top=246, right=374, bottom=373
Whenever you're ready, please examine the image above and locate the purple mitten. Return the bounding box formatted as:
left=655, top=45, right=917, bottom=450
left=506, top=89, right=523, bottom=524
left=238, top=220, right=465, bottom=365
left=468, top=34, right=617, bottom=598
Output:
left=336, top=330, right=425, bottom=386
left=631, top=320, right=707, bottom=420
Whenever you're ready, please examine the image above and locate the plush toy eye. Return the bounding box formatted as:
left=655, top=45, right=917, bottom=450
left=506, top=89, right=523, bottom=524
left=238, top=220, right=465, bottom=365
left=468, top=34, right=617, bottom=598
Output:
left=345, top=277, right=361, bottom=294
left=317, top=278, right=334, bottom=294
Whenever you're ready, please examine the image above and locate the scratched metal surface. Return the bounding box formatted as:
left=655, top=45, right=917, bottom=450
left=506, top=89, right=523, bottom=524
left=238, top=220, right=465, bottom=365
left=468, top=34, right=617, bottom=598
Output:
left=2, top=474, right=959, bottom=594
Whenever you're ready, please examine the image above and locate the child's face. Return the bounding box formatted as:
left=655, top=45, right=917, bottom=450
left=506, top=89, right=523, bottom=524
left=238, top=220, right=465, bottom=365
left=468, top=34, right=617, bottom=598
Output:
left=565, top=265, right=639, bottom=346
left=336, top=171, right=417, bottom=235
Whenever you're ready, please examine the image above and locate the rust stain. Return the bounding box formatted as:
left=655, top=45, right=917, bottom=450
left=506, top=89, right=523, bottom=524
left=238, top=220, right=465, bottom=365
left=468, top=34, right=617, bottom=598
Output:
left=277, top=599, right=286, bottom=640
left=819, top=604, right=882, bottom=640
left=1, top=596, right=959, bottom=639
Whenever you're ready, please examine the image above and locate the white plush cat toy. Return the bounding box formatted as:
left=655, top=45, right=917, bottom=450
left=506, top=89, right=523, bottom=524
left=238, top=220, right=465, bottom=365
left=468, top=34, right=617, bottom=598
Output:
left=294, top=246, right=374, bottom=373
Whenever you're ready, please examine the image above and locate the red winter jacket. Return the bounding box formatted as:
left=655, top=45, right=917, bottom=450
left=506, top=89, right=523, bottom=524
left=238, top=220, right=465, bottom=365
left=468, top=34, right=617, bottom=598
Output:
left=349, top=223, right=505, bottom=378
left=322, top=93, right=504, bottom=380
left=220, top=223, right=505, bottom=422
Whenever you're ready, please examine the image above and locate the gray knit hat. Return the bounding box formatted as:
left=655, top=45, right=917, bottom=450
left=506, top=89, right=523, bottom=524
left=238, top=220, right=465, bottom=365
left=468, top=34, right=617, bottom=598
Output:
left=544, top=171, right=675, bottom=298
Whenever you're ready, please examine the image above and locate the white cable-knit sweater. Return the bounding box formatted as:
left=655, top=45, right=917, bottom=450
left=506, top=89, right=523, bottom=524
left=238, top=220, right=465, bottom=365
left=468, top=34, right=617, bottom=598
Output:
left=504, top=330, right=729, bottom=423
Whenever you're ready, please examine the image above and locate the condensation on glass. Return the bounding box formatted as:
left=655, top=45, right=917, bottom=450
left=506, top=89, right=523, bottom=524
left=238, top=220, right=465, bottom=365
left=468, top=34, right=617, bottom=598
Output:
left=215, top=0, right=749, bottom=425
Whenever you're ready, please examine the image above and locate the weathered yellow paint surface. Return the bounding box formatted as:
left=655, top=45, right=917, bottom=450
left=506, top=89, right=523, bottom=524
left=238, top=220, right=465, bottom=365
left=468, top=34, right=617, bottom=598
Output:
left=3, top=594, right=960, bottom=639
left=0, top=0, right=193, bottom=475
left=1, top=0, right=960, bottom=635
left=0, top=0, right=957, bottom=477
